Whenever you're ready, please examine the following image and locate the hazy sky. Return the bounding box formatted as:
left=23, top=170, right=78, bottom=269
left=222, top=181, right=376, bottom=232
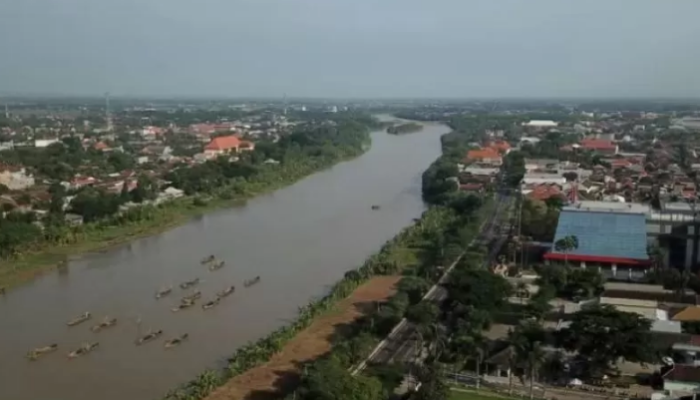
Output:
left=1, top=0, right=699, bottom=98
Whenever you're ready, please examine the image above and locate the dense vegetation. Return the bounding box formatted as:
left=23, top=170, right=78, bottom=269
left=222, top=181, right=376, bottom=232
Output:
left=0, top=118, right=372, bottom=286
left=386, top=122, right=423, bottom=135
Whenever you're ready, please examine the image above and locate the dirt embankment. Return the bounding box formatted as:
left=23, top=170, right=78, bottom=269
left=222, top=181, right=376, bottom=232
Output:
left=205, top=275, right=402, bottom=400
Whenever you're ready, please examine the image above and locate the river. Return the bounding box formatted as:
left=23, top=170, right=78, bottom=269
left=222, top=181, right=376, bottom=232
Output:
left=0, top=117, right=448, bottom=400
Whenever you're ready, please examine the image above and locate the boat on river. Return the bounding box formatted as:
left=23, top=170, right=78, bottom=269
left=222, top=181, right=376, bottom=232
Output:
left=181, top=291, right=201, bottom=303
left=172, top=301, right=195, bottom=312
left=164, top=334, right=189, bottom=349
left=68, top=342, right=99, bottom=359
left=66, top=312, right=92, bottom=327
left=217, top=285, right=235, bottom=298
left=90, top=317, right=117, bottom=333
left=244, top=276, right=261, bottom=288
left=200, top=255, right=216, bottom=265
left=26, top=344, right=58, bottom=361
left=371, top=205, right=380, bottom=210
left=179, top=278, right=200, bottom=290
left=209, top=260, right=225, bottom=271
left=202, top=298, right=220, bottom=310
left=155, top=286, right=173, bottom=299
left=135, top=330, right=163, bottom=345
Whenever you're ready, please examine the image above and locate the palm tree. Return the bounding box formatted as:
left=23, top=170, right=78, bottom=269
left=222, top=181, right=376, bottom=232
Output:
left=522, top=341, right=546, bottom=400
left=506, top=345, right=517, bottom=395
left=554, top=235, right=579, bottom=266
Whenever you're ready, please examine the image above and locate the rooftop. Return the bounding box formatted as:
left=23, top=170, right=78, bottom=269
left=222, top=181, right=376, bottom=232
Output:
left=564, top=201, right=650, bottom=215
left=664, top=365, right=700, bottom=383
left=672, top=306, right=700, bottom=322
left=546, top=209, right=649, bottom=264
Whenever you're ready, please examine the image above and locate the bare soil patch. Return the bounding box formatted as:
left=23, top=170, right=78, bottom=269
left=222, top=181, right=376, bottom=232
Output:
left=205, top=275, right=402, bottom=400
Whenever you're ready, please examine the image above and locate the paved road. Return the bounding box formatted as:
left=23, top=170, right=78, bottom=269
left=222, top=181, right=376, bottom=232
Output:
left=352, top=189, right=514, bottom=374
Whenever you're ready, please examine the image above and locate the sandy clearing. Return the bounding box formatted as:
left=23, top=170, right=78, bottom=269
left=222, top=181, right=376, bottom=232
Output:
left=205, top=275, right=402, bottom=400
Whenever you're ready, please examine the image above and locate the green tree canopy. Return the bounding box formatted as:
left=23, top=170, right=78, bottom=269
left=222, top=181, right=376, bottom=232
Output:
left=558, top=304, right=653, bottom=373
left=296, top=357, right=384, bottom=400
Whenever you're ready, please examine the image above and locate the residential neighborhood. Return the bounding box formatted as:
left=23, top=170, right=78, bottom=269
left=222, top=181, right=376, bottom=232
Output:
left=434, top=106, right=700, bottom=399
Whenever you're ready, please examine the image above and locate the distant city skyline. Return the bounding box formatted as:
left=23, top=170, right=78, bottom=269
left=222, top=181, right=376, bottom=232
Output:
left=1, top=0, right=699, bottom=99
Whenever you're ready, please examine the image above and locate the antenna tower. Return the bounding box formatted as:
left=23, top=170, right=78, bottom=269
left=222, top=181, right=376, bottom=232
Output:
left=105, top=92, right=113, bottom=132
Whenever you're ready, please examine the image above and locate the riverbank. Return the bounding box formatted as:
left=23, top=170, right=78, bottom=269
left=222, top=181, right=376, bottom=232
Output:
left=205, top=275, right=401, bottom=400
left=0, top=140, right=370, bottom=290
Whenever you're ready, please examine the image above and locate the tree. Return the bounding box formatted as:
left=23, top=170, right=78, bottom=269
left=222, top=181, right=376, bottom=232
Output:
left=452, top=332, right=486, bottom=388
left=48, top=182, right=66, bottom=215
left=406, top=302, right=440, bottom=327
left=446, top=268, right=512, bottom=314
left=558, top=304, right=652, bottom=374
left=297, top=357, right=384, bottom=400
left=509, top=322, right=547, bottom=398
left=131, top=173, right=158, bottom=203
left=554, top=235, right=579, bottom=266
left=413, top=364, right=449, bottom=400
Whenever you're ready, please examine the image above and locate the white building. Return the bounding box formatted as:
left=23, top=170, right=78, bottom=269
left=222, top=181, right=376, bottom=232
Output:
left=521, top=173, right=566, bottom=186
left=34, top=138, right=60, bottom=148
left=0, top=166, right=35, bottom=190
left=523, top=120, right=558, bottom=128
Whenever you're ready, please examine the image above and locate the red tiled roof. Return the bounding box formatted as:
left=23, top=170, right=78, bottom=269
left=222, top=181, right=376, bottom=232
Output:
left=610, top=159, right=632, bottom=168
left=466, top=148, right=501, bottom=161
left=205, top=135, right=241, bottom=151
left=93, top=142, right=109, bottom=150
left=460, top=183, right=484, bottom=191
left=527, top=184, right=563, bottom=201
left=488, top=141, right=511, bottom=153
left=580, top=139, right=617, bottom=150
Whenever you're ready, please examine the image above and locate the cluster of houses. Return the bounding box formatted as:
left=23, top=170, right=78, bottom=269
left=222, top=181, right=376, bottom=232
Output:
left=484, top=274, right=700, bottom=398
left=0, top=110, right=300, bottom=225
left=459, top=115, right=700, bottom=397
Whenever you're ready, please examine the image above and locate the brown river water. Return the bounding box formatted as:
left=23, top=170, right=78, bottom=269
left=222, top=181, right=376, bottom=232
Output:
left=0, top=118, right=448, bottom=400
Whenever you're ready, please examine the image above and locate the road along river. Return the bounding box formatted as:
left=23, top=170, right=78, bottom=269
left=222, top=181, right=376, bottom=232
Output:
left=0, top=118, right=449, bottom=400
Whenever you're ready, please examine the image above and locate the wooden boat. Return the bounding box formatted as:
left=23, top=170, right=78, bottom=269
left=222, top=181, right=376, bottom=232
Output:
left=202, top=298, right=220, bottom=310
left=371, top=205, right=380, bottom=210
left=67, top=312, right=92, bottom=327
left=200, top=255, right=215, bottom=265
left=135, top=330, right=163, bottom=345
left=209, top=260, right=225, bottom=271
left=217, top=285, right=235, bottom=298
left=244, top=276, right=261, bottom=288
left=164, top=334, right=189, bottom=349
left=26, top=344, right=58, bottom=361
left=181, top=291, right=201, bottom=303
left=90, top=317, right=117, bottom=333
left=172, top=298, right=197, bottom=312
left=155, top=286, right=173, bottom=299
left=179, top=278, right=200, bottom=290
left=68, top=342, right=99, bottom=359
